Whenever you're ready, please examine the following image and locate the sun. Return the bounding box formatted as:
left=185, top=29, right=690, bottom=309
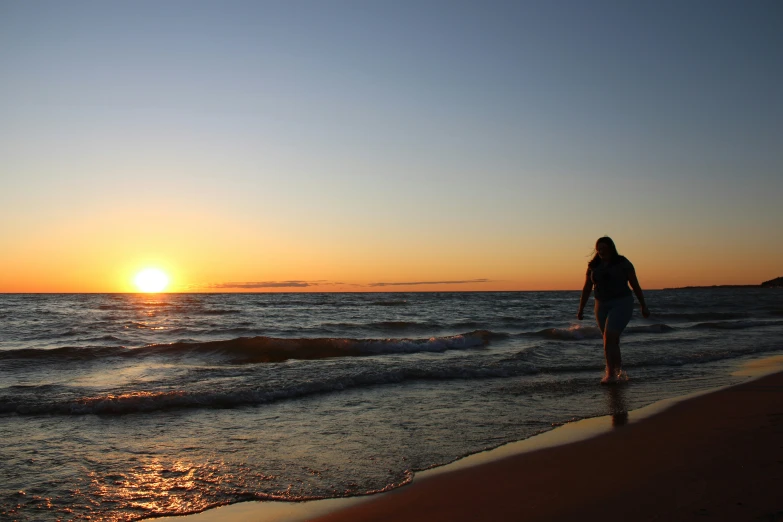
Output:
left=134, top=268, right=170, bottom=293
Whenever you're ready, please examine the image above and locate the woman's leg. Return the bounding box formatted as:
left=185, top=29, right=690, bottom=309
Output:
left=603, top=329, right=622, bottom=376
left=594, top=301, right=616, bottom=379
left=603, top=296, right=634, bottom=379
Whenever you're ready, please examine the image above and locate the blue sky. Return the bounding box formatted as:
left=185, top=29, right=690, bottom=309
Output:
left=1, top=1, right=781, bottom=291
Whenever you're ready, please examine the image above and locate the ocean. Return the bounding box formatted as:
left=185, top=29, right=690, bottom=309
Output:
left=1, top=290, right=781, bottom=521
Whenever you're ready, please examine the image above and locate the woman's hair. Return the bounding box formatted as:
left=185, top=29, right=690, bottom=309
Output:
left=588, top=236, right=621, bottom=268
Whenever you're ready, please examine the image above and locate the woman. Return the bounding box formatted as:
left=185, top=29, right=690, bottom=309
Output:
left=577, top=237, right=649, bottom=383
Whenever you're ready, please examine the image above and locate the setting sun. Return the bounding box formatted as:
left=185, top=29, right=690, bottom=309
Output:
left=134, top=268, right=170, bottom=293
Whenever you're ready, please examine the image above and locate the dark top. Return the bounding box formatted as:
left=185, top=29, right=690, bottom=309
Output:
left=587, top=256, right=634, bottom=302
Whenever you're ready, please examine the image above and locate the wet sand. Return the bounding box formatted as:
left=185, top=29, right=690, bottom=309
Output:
left=159, top=359, right=783, bottom=522
left=313, top=370, right=783, bottom=522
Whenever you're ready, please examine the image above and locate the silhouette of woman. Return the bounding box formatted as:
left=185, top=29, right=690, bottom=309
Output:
left=577, top=237, right=650, bottom=383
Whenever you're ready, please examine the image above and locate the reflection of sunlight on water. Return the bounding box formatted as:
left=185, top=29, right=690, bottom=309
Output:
left=123, top=319, right=169, bottom=329
left=76, top=390, right=187, bottom=412
left=82, top=450, right=283, bottom=520
left=128, top=293, right=176, bottom=319
left=129, top=293, right=174, bottom=305
left=88, top=459, right=219, bottom=519
left=69, top=363, right=180, bottom=387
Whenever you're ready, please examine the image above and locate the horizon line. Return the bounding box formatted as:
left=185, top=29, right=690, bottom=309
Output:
left=0, top=285, right=773, bottom=295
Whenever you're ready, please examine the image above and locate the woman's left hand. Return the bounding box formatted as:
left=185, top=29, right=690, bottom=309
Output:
left=641, top=304, right=650, bottom=318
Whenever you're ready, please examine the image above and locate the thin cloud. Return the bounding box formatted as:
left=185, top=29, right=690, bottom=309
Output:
left=368, top=279, right=490, bottom=287
left=208, top=281, right=316, bottom=289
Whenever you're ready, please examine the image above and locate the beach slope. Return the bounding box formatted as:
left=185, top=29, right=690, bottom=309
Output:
left=313, top=372, right=783, bottom=522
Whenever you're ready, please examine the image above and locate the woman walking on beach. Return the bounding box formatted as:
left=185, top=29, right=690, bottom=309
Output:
left=578, top=237, right=650, bottom=383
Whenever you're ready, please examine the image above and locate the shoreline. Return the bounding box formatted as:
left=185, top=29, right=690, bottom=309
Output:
left=154, top=354, right=783, bottom=522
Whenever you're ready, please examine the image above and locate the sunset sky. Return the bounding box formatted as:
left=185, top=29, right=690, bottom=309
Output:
left=1, top=1, right=781, bottom=292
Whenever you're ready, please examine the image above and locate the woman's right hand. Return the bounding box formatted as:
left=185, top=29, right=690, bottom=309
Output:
left=577, top=310, right=584, bottom=320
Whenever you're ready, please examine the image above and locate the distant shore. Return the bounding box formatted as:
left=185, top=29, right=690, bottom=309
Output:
left=663, top=284, right=763, bottom=289
left=665, top=276, right=782, bottom=289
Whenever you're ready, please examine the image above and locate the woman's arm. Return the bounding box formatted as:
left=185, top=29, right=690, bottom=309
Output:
left=577, top=273, right=592, bottom=320
left=628, top=269, right=650, bottom=318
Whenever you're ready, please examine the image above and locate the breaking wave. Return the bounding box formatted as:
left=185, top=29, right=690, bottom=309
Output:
left=527, top=323, right=674, bottom=340
left=0, top=331, right=497, bottom=364
left=7, top=317, right=779, bottom=366
left=3, top=343, right=780, bottom=416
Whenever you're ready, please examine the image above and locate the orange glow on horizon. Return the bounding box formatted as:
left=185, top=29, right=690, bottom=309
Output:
left=0, top=223, right=779, bottom=293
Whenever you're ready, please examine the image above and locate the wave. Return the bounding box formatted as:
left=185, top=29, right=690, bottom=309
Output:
left=4, top=316, right=780, bottom=365
left=0, top=331, right=497, bottom=364
left=451, top=320, right=486, bottom=330
left=100, top=303, right=239, bottom=315
left=530, top=318, right=783, bottom=339
left=527, top=323, right=674, bottom=340
left=527, top=319, right=777, bottom=337
left=532, top=325, right=603, bottom=340
left=0, top=363, right=539, bottom=415
left=0, top=345, right=128, bottom=361
left=372, top=321, right=437, bottom=331
left=691, top=319, right=783, bottom=330
left=324, top=320, right=441, bottom=332
left=98, top=304, right=133, bottom=311
left=5, top=344, right=781, bottom=416
left=141, top=331, right=496, bottom=363
left=99, top=299, right=170, bottom=309
left=653, top=312, right=748, bottom=321
left=628, top=324, right=676, bottom=333
left=521, top=318, right=783, bottom=340
left=138, top=301, right=174, bottom=307
left=327, top=319, right=493, bottom=334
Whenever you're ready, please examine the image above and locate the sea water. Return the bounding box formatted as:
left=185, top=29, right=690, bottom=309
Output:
left=1, top=290, right=781, bottom=520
